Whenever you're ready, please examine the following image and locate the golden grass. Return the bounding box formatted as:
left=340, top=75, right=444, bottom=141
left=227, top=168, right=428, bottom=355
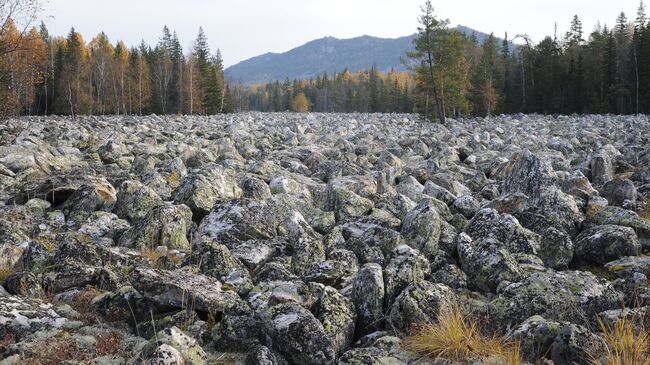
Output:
left=0, top=265, right=14, bottom=282
left=168, top=170, right=181, bottom=189
left=592, top=312, right=650, bottom=365
left=586, top=204, right=606, bottom=217
left=140, top=247, right=182, bottom=269
left=638, top=198, right=650, bottom=221
left=140, top=247, right=165, bottom=263
left=405, top=305, right=521, bottom=364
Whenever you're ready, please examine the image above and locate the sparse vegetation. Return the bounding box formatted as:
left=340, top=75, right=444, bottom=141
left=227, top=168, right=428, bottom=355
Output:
left=592, top=312, right=650, bottom=365
left=587, top=203, right=607, bottom=217
left=21, top=336, right=89, bottom=365
left=140, top=247, right=182, bottom=269
left=95, top=332, right=124, bottom=357
left=405, top=305, right=522, bottom=364
left=0, top=265, right=14, bottom=282
left=638, top=197, right=650, bottom=221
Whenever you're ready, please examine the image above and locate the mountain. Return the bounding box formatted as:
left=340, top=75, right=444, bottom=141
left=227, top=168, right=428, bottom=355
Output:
left=225, top=26, right=511, bottom=85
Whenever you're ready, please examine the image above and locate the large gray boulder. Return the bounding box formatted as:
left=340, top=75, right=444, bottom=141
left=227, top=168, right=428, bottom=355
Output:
left=490, top=271, right=623, bottom=328
left=129, top=267, right=251, bottom=315
left=464, top=208, right=540, bottom=255
left=574, top=225, right=641, bottom=264
left=118, top=203, right=193, bottom=250
left=383, top=245, right=431, bottom=306
left=352, top=263, right=385, bottom=336
left=61, top=179, right=117, bottom=223
left=387, top=280, right=456, bottom=332
left=114, top=179, right=163, bottom=222
left=400, top=199, right=442, bottom=258
left=173, top=163, right=242, bottom=217
left=257, top=303, right=336, bottom=365
left=456, top=233, right=523, bottom=293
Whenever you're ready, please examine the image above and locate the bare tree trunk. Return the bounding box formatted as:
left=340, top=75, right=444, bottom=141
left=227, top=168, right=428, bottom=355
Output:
left=634, top=44, right=639, bottom=114
left=67, top=82, right=74, bottom=118
left=426, top=48, right=445, bottom=123
left=189, top=58, right=193, bottom=114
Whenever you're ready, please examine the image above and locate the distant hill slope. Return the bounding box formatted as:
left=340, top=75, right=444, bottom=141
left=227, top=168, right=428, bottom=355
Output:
left=225, top=25, right=511, bottom=85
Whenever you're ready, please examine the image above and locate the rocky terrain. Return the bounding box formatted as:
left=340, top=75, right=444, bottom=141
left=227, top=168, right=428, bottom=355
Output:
left=0, top=113, right=648, bottom=364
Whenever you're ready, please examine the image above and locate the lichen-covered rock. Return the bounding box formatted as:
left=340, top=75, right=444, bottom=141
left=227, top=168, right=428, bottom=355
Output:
left=456, top=233, right=523, bottom=293
left=326, top=185, right=374, bottom=223
left=61, top=180, right=117, bottom=223
left=383, top=245, right=431, bottom=306
left=194, top=242, right=254, bottom=296
left=241, top=176, right=272, bottom=201
left=590, top=146, right=618, bottom=186
left=399, top=199, right=442, bottom=258
left=285, top=211, right=326, bottom=277
left=245, top=344, right=288, bottom=365
left=212, top=313, right=261, bottom=351
left=600, top=178, right=637, bottom=207
left=246, top=280, right=313, bottom=312
left=451, top=195, right=480, bottom=218
left=257, top=303, right=335, bottom=365
left=431, top=263, right=468, bottom=289
left=118, top=203, right=192, bottom=250
left=490, top=271, right=623, bottom=328
left=311, top=284, right=356, bottom=355
left=137, top=326, right=206, bottom=365
left=173, top=163, right=242, bottom=218
left=513, top=212, right=574, bottom=269
left=387, top=280, right=456, bottom=332
left=129, top=267, right=251, bottom=315
left=465, top=208, right=540, bottom=255
left=195, top=199, right=288, bottom=247
left=512, top=315, right=605, bottom=365
left=114, top=179, right=163, bottom=222
left=574, top=225, right=641, bottom=265
left=500, top=150, right=556, bottom=197
left=0, top=294, right=69, bottom=341
left=352, top=263, right=385, bottom=336
left=78, top=211, right=130, bottom=239
left=584, top=206, right=650, bottom=250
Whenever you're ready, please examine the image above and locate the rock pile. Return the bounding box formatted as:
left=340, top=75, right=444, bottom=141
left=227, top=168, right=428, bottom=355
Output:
left=1, top=113, right=648, bottom=364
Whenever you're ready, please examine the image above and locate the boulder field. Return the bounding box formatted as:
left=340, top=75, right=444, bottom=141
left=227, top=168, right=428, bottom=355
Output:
left=0, top=113, right=648, bottom=364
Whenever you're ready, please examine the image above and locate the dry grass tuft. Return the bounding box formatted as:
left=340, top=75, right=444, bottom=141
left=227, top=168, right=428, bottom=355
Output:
left=405, top=304, right=521, bottom=364
left=0, top=265, right=14, bottom=282
left=587, top=204, right=606, bottom=217
left=0, top=332, right=16, bottom=352
left=140, top=247, right=165, bottom=263
left=638, top=198, right=650, bottom=221
left=70, top=288, right=100, bottom=321
left=24, top=337, right=89, bottom=365
left=95, top=332, right=123, bottom=357
left=592, top=312, right=650, bottom=365
left=140, top=247, right=182, bottom=269
left=168, top=170, right=181, bottom=189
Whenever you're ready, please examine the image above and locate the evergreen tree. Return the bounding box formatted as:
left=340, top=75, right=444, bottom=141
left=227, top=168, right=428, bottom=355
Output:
left=407, top=0, right=468, bottom=122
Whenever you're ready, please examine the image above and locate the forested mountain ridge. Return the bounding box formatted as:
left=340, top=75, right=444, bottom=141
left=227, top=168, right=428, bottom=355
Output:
left=225, top=26, right=511, bottom=84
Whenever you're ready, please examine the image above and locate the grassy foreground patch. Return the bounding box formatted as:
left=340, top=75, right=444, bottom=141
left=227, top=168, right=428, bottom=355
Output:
left=404, top=304, right=521, bottom=364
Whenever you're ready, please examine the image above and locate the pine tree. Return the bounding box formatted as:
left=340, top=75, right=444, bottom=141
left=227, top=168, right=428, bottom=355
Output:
left=470, top=33, right=502, bottom=116
left=407, top=0, right=468, bottom=122
left=369, top=64, right=380, bottom=112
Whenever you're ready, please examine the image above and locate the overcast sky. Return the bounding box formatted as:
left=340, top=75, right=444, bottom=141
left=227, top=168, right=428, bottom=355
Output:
left=42, top=0, right=642, bottom=67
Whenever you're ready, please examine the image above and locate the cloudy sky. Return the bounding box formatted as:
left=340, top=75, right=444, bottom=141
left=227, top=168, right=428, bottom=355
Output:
left=42, top=0, right=642, bottom=67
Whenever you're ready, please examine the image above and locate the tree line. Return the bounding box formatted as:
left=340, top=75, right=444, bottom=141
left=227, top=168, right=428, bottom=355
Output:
left=0, top=15, right=232, bottom=116
left=3, top=0, right=650, bottom=118
left=240, top=67, right=415, bottom=113
left=243, top=0, right=650, bottom=119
